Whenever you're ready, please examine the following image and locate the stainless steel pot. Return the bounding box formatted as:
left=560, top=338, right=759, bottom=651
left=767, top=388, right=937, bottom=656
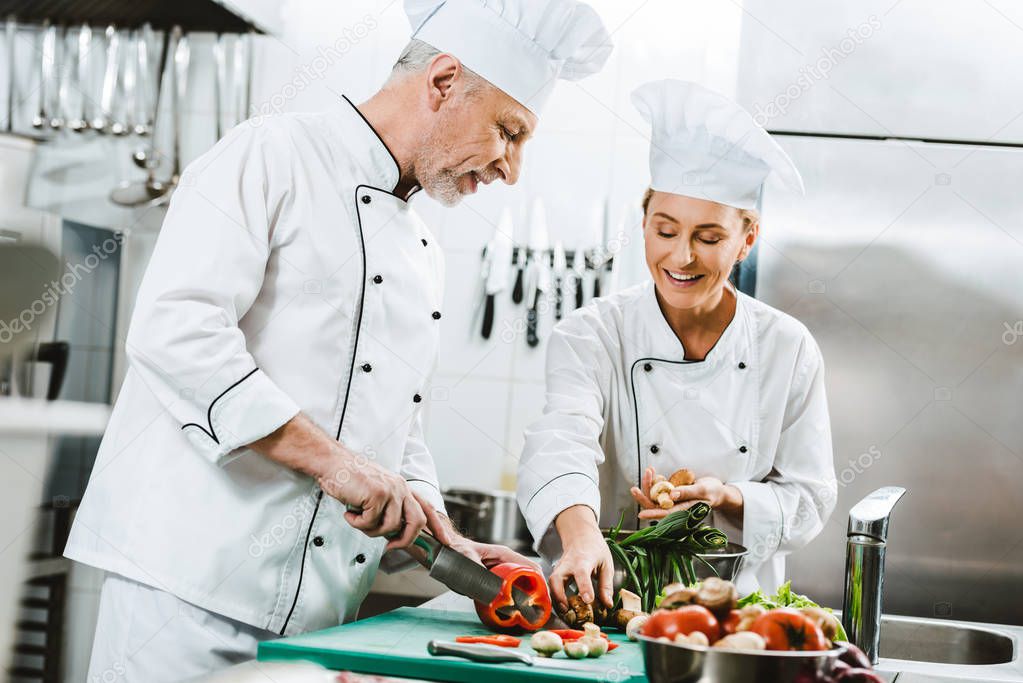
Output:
left=640, top=634, right=843, bottom=683
left=442, top=488, right=532, bottom=552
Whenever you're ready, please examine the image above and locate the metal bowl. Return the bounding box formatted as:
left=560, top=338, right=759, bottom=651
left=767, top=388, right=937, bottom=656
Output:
left=693, top=542, right=747, bottom=582
left=639, top=633, right=843, bottom=683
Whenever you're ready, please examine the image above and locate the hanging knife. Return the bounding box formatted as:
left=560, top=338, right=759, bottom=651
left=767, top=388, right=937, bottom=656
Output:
left=570, top=239, right=586, bottom=309
left=525, top=198, right=549, bottom=348
left=593, top=198, right=611, bottom=298
left=481, top=211, right=513, bottom=339
left=552, top=241, right=566, bottom=321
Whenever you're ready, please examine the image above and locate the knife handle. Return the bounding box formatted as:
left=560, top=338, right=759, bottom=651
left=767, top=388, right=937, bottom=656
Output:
left=428, top=641, right=533, bottom=666
left=593, top=273, right=602, bottom=298
left=526, top=303, right=539, bottom=347
left=554, top=279, right=563, bottom=321
left=481, top=294, right=495, bottom=339
left=512, top=268, right=524, bottom=304
left=574, top=275, right=584, bottom=308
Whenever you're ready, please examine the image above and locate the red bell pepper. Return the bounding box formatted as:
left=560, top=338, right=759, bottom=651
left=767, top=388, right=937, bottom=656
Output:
left=473, top=563, right=552, bottom=632
left=455, top=634, right=522, bottom=647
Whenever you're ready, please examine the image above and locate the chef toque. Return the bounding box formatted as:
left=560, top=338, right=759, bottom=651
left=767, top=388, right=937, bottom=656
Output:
left=631, top=79, right=804, bottom=211
left=404, top=0, right=612, bottom=114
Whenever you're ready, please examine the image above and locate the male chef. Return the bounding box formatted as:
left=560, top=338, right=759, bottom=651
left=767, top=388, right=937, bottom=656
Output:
left=65, top=1, right=612, bottom=679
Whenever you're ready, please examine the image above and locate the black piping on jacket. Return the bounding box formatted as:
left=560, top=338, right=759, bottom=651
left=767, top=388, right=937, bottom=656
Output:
left=180, top=367, right=260, bottom=444
left=280, top=184, right=375, bottom=635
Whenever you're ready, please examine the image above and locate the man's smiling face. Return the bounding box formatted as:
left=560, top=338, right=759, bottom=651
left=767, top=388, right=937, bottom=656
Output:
left=412, top=61, right=537, bottom=206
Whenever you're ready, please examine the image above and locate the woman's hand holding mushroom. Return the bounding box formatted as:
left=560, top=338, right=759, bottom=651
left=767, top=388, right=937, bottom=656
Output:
left=550, top=505, right=616, bottom=613
left=630, top=466, right=743, bottom=521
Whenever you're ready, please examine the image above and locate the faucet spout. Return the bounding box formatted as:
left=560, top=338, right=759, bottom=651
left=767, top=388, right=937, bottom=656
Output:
left=842, top=486, right=906, bottom=665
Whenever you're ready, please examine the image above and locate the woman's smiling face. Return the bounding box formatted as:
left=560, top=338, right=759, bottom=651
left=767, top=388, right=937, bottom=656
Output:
left=643, top=190, right=758, bottom=312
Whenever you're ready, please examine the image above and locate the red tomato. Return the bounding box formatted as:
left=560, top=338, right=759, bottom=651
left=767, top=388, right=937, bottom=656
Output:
left=641, top=606, right=720, bottom=643
left=721, top=609, right=742, bottom=635
left=749, top=608, right=828, bottom=651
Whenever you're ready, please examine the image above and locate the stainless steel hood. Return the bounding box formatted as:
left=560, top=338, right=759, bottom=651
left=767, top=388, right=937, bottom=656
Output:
left=0, top=0, right=270, bottom=34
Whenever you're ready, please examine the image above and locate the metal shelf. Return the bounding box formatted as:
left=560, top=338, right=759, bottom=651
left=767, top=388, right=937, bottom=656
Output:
left=0, top=0, right=270, bottom=34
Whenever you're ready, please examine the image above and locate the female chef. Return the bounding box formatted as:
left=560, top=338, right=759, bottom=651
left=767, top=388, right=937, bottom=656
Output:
left=517, top=79, right=837, bottom=612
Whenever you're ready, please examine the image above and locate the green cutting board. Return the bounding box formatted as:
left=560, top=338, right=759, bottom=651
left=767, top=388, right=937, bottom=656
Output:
left=258, top=607, right=647, bottom=683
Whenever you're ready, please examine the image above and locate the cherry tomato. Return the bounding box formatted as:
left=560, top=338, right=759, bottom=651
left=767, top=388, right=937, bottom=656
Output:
left=720, top=609, right=742, bottom=635
left=642, top=605, right=720, bottom=643
left=749, top=608, right=828, bottom=651
left=455, top=634, right=521, bottom=647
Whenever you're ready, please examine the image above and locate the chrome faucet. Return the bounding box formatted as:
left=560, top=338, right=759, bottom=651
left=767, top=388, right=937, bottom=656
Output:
left=842, top=486, right=906, bottom=665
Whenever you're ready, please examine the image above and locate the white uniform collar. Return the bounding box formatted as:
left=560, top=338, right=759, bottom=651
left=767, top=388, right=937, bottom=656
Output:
left=639, top=279, right=745, bottom=363
left=337, top=95, right=421, bottom=201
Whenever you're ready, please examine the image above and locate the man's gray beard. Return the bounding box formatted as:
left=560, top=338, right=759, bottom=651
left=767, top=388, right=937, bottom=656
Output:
left=413, top=127, right=464, bottom=207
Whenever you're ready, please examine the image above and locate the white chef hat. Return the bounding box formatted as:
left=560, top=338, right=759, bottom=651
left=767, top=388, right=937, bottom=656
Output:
left=404, top=0, right=612, bottom=114
left=631, top=79, right=804, bottom=211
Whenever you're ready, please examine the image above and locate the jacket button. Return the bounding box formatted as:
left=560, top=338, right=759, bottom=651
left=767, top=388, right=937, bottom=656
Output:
left=650, top=444, right=660, bottom=454
left=643, top=363, right=653, bottom=372
left=312, top=536, right=324, bottom=547
left=738, top=362, right=747, bottom=369
left=355, top=553, right=366, bottom=564
left=361, top=363, right=372, bottom=373
left=739, top=445, right=748, bottom=453
left=361, top=195, right=371, bottom=204
left=372, top=275, right=383, bottom=284
left=421, top=238, right=428, bottom=247
left=432, top=311, right=441, bottom=320
left=413, top=393, right=422, bottom=403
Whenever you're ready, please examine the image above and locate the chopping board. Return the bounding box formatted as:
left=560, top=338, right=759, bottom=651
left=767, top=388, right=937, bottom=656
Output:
left=258, top=607, right=646, bottom=683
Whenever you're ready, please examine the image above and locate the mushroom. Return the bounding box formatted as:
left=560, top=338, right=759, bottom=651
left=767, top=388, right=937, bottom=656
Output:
left=659, top=586, right=698, bottom=609
left=695, top=577, right=738, bottom=615
left=626, top=614, right=649, bottom=641
left=563, top=640, right=590, bottom=659
left=800, top=606, right=841, bottom=641
left=581, top=636, right=609, bottom=658
left=649, top=480, right=674, bottom=509
left=669, top=468, right=696, bottom=487
left=713, top=631, right=767, bottom=651
left=673, top=631, right=710, bottom=646
left=612, top=588, right=647, bottom=629
left=559, top=594, right=595, bottom=627
left=734, top=604, right=767, bottom=631
left=529, top=631, right=563, bottom=657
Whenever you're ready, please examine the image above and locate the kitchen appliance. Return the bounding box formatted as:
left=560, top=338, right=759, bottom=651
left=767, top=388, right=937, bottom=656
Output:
left=639, top=633, right=843, bottom=683
left=259, top=606, right=645, bottom=682
left=443, top=488, right=533, bottom=552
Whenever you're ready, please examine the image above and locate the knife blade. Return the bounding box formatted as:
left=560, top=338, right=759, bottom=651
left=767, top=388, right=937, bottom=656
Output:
left=345, top=505, right=541, bottom=622
left=481, top=212, right=513, bottom=339
left=428, top=641, right=607, bottom=670
left=525, top=198, right=549, bottom=348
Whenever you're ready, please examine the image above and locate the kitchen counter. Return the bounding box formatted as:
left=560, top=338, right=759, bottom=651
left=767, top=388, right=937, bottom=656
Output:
left=192, top=591, right=1023, bottom=682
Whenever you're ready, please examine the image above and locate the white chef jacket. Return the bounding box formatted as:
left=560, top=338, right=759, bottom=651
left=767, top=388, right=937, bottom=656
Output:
left=66, top=97, right=448, bottom=636
left=517, top=280, right=837, bottom=594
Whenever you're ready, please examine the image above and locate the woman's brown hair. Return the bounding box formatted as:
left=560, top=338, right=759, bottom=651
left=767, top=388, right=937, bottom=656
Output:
left=640, top=187, right=759, bottom=232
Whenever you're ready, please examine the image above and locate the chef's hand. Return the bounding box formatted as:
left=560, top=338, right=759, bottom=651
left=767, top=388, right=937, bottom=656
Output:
left=422, top=503, right=541, bottom=572
left=318, top=453, right=428, bottom=551
left=549, top=505, right=615, bottom=612
left=631, top=475, right=743, bottom=520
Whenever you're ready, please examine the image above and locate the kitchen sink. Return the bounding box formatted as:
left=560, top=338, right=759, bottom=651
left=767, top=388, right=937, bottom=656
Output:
left=879, top=616, right=1016, bottom=665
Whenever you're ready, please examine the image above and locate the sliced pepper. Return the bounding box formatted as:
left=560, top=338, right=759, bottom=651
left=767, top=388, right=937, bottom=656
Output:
left=473, top=563, right=552, bottom=632
left=455, top=634, right=522, bottom=647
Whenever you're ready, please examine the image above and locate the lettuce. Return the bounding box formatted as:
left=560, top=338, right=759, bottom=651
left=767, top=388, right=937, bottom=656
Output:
left=738, top=581, right=849, bottom=641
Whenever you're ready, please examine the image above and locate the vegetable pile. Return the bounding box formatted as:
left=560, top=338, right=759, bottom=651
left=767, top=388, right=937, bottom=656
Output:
left=638, top=577, right=883, bottom=682
left=604, top=498, right=729, bottom=613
